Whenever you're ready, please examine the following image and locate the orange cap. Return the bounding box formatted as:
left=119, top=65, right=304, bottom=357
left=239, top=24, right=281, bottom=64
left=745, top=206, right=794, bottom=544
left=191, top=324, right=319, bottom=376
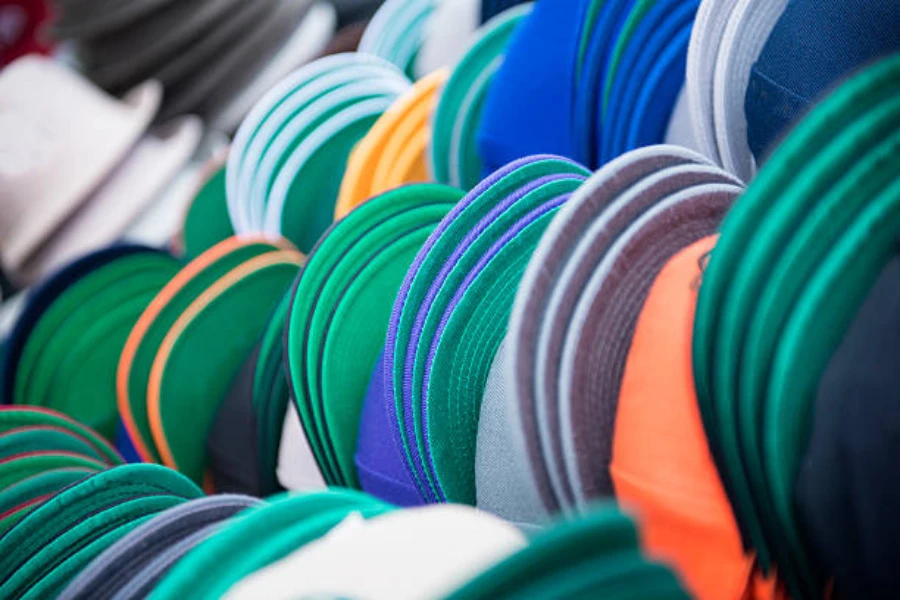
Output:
left=611, top=235, right=761, bottom=600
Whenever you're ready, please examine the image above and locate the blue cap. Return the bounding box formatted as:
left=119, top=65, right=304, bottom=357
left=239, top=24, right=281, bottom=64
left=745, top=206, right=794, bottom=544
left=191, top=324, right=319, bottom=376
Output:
left=746, top=0, right=900, bottom=163
left=476, top=0, right=586, bottom=175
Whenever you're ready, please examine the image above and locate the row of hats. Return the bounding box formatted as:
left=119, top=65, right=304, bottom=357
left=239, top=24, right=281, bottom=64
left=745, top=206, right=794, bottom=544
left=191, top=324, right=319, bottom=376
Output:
left=191, top=49, right=900, bottom=600
left=4, top=0, right=894, bottom=289
left=0, top=407, right=687, bottom=598
left=224, top=0, right=899, bottom=251
left=1, top=2, right=898, bottom=600
left=5, top=52, right=899, bottom=598
left=1, top=235, right=304, bottom=487
left=36, top=0, right=341, bottom=127
left=477, top=0, right=898, bottom=177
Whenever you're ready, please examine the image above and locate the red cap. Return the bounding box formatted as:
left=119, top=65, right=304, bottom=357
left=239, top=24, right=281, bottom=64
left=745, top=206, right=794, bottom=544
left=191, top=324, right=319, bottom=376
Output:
left=0, top=0, right=53, bottom=67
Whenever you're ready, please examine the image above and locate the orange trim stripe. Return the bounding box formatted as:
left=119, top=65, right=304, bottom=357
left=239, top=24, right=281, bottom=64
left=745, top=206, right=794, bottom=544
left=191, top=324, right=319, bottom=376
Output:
left=116, top=235, right=293, bottom=462
left=146, top=250, right=303, bottom=471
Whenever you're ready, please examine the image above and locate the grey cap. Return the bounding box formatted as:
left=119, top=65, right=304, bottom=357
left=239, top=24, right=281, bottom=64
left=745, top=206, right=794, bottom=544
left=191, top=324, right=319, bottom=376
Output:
left=558, top=181, right=739, bottom=503
left=476, top=146, right=743, bottom=526
left=476, top=336, right=551, bottom=527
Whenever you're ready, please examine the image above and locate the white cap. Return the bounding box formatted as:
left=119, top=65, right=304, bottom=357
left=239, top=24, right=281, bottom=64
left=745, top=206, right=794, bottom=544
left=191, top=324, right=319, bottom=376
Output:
left=224, top=504, right=527, bottom=600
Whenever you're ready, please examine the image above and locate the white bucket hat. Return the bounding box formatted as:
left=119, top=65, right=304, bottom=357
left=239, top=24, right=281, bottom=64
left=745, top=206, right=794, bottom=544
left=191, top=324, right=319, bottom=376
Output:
left=0, top=55, right=160, bottom=275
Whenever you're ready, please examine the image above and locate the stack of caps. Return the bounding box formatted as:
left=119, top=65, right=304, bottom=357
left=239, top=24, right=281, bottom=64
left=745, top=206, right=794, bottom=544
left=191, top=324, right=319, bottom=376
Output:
left=357, top=155, right=590, bottom=507
left=0, top=56, right=201, bottom=286
left=430, top=3, right=533, bottom=190
left=117, top=237, right=302, bottom=486
left=225, top=53, right=411, bottom=253
left=475, top=0, right=582, bottom=171
left=336, top=69, right=449, bottom=217
left=48, top=0, right=338, bottom=128
left=477, top=0, right=700, bottom=175
left=477, top=145, right=740, bottom=526
left=1, top=245, right=181, bottom=440
left=0, top=463, right=203, bottom=598
left=58, top=492, right=261, bottom=600
left=0, top=0, right=53, bottom=66
left=686, top=0, right=899, bottom=182
left=685, top=0, right=789, bottom=181
left=283, top=184, right=462, bottom=492
left=447, top=504, right=688, bottom=599
left=692, top=55, right=900, bottom=599
left=0, top=406, right=123, bottom=533
left=610, top=234, right=771, bottom=600
left=573, top=0, right=700, bottom=168
left=150, top=489, right=395, bottom=600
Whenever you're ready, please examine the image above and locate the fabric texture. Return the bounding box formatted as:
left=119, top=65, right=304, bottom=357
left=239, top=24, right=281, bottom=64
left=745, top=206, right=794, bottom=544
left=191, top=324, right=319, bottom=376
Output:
left=797, top=253, right=900, bottom=600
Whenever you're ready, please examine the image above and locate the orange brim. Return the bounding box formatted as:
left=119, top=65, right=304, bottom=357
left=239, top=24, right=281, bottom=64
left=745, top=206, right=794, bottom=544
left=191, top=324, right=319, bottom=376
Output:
left=116, top=235, right=292, bottom=462
left=146, top=249, right=303, bottom=471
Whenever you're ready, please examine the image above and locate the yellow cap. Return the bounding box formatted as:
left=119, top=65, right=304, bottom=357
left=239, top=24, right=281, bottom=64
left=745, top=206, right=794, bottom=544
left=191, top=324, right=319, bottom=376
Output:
left=335, top=69, right=448, bottom=219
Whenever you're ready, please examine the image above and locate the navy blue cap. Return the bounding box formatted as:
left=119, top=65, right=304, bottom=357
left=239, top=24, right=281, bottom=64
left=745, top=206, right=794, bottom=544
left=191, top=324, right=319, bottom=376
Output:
left=481, top=0, right=530, bottom=23
left=746, top=0, right=900, bottom=163
left=797, top=251, right=900, bottom=599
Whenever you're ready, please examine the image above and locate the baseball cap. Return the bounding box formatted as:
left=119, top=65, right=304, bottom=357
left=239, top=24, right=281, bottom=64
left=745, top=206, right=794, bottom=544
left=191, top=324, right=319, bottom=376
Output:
left=797, top=252, right=900, bottom=599
left=477, top=0, right=582, bottom=174
left=358, top=155, right=588, bottom=507
left=8, top=247, right=180, bottom=439
left=58, top=494, right=261, bottom=600
left=477, top=145, right=739, bottom=525
left=223, top=505, right=525, bottom=599
left=117, top=237, right=293, bottom=463
left=336, top=70, right=448, bottom=217
left=612, top=235, right=763, bottom=600
left=290, top=184, right=460, bottom=489
left=745, top=0, right=900, bottom=165
left=692, top=54, right=900, bottom=599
